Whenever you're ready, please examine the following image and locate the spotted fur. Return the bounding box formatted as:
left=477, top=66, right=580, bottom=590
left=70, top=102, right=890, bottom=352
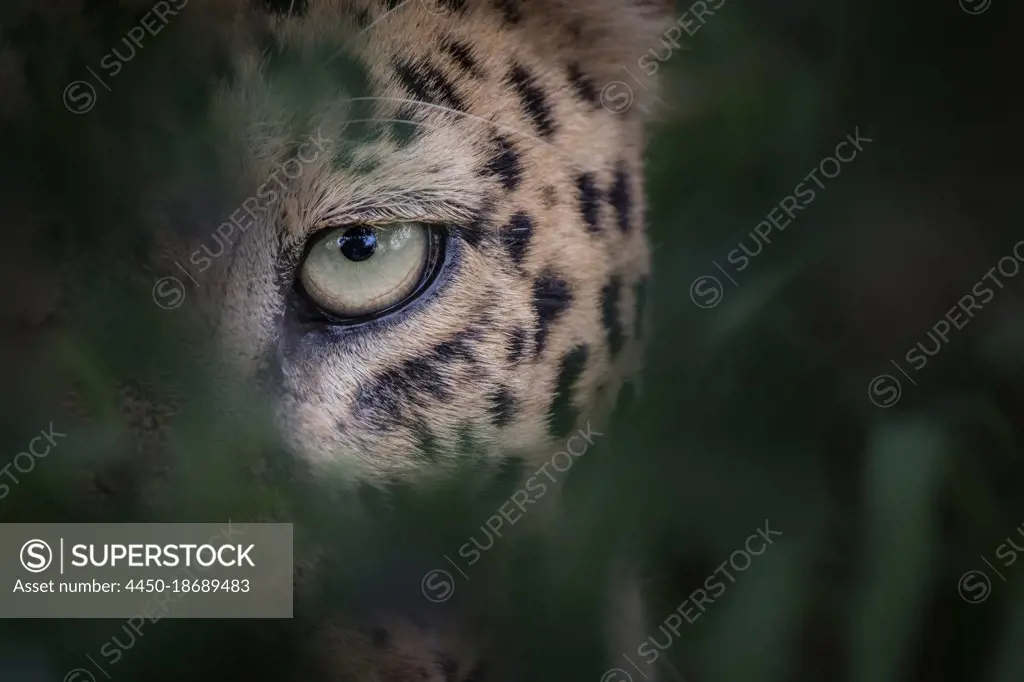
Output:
left=1, top=0, right=669, bottom=678
left=154, top=0, right=666, bottom=488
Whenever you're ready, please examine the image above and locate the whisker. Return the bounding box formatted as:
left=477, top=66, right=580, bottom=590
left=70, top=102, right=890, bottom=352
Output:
left=357, top=0, right=415, bottom=37
left=336, top=117, right=452, bottom=137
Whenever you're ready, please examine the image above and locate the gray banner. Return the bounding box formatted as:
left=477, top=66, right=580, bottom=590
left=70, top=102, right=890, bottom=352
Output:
left=0, top=523, right=292, bottom=618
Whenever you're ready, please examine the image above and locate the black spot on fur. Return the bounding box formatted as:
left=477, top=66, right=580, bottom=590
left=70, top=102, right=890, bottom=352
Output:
left=507, top=327, right=528, bottom=363
left=494, top=0, right=521, bottom=23
left=532, top=272, right=574, bottom=356
left=439, top=0, right=467, bottom=12
left=434, top=327, right=481, bottom=365
left=506, top=64, right=557, bottom=137
left=259, top=0, right=308, bottom=15
left=442, top=40, right=481, bottom=77
left=459, top=202, right=495, bottom=250
left=609, top=162, right=632, bottom=233
left=356, top=321, right=481, bottom=419
left=357, top=357, right=451, bottom=420
left=459, top=224, right=485, bottom=249
left=370, top=627, right=390, bottom=648
left=488, top=387, right=518, bottom=427
left=602, top=276, right=625, bottom=358
left=549, top=346, right=589, bottom=437
left=394, top=58, right=467, bottom=112
left=354, top=8, right=371, bottom=29
left=634, top=276, right=649, bottom=337
left=567, top=63, right=599, bottom=105
left=503, top=212, right=533, bottom=265
left=577, top=173, right=601, bottom=233
left=482, top=135, right=522, bottom=191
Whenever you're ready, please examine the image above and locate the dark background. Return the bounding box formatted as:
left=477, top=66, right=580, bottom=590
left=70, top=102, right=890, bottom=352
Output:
left=1, top=0, right=1022, bottom=680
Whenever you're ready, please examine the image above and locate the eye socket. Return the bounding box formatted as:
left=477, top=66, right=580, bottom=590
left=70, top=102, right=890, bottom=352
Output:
left=297, top=222, right=445, bottom=322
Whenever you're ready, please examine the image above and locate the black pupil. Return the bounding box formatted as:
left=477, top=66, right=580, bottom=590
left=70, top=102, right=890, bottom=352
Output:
left=338, top=226, right=377, bottom=262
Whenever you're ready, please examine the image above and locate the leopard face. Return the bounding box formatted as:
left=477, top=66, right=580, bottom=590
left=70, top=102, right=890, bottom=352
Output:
left=165, top=0, right=664, bottom=487
left=1, top=0, right=669, bottom=678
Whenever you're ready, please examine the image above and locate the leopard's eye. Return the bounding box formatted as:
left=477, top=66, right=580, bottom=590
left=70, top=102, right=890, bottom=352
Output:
left=298, top=223, right=443, bottom=321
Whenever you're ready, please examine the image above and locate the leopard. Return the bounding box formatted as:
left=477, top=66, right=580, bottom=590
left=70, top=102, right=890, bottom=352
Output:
left=0, top=0, right=672, bottom=679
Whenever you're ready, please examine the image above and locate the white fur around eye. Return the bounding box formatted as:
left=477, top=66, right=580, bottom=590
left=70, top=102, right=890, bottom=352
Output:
left=299, top=223, right=429, bottom=318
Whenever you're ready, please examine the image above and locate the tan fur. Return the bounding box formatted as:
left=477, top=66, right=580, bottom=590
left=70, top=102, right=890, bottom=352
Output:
left=2, top=0, right=670, bottom=678
left=70, top=0, right=665, bottom=490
